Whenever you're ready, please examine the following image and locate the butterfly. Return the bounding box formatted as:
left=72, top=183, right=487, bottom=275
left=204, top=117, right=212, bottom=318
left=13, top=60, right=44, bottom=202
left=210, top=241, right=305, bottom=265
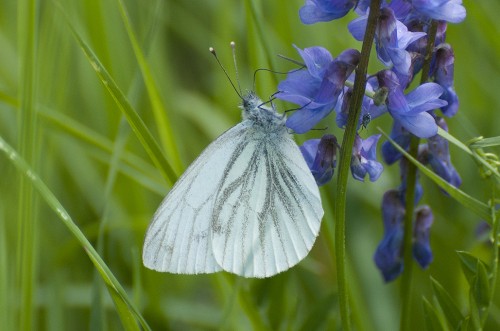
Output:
left=142, top=51, right=324, bottom=278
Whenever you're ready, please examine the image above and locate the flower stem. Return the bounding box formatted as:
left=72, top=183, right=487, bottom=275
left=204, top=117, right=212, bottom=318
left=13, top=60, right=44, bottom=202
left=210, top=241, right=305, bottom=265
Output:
left=399, top=20, right=438, bottom=331
left=334, top=1, right=381, bottom=330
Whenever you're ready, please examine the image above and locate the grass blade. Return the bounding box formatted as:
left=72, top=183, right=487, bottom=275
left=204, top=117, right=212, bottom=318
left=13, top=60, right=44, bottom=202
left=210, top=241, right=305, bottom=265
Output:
left=63, top=13, right=178, bottom=186
left=38, top=107, right=164, bottom=191
left=431, top=277, right=464, bottom=328
left=379, top=128, right=491, bottom=222
left=116, top=0, right=182, bottom=172
left=17, top=0, right=38, bottom=329
left=469, top=136, right=500, bottom=149
left=423, top=297, right=449, bottom=331
left=438, top=128, right=500, bottom=179
left=0, top=135, right=151, bottom=331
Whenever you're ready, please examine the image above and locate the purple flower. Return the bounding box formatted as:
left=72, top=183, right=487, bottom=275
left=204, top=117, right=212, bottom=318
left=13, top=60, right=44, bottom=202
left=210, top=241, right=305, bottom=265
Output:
left=300, top=134, right=339, bottom=186
left=374, top=191, right=435, bottom=282
left=374, top=190, right=405, bottom=282
left=412, top=0, right=466, bottom=24
left=398, top=156, right=424, bottom=205
left=382, top=121, right=411, bottom=164
left=435, top=21, right=449, bottom=46
left=413, top=206, right=434, bottom=268
left=377, top=69, right=447, bottom=138
left=348, top=7, right=425, bottom=82
left=277, top=46, right=360, bottom=133
left=335, top=76, right=386, bottom=129
left=336, top=88, right=352, bottom=129
left=433, top=44, right=458, bottom=117
left=351, top=134, right=384, bottom=182
left=376, top=8, right=426, bottom=78
left=406, top=21, right=448, bottom=74
left=422, top=117, right=462, bottom=187
left=299, top=0, right=357, bottom=24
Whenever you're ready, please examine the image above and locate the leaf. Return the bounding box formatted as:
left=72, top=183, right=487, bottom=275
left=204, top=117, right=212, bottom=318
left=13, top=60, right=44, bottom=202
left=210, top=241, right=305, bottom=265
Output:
left=61, top=6, right=178, bottom=186
left=438, top=129, right=500, bottom=180
left=116, top=0, right=182, bottom=172
left=468, top=289, right=481, bottom=331
left=379, top=128, right=492, bottom=222
left=0, top=136, right=151, bottom=331
left=456, top=251, right=489, bottom=285
left=459, top=316, right=470, bottom=331
left=423, top=297, right=448, bottom=331
left=298, top=292, right=337, bottom=331
left=431, top=277, right=464, bottom=329
left=471, top=260, right=491, bottom=312
left=39, top=105, right=167, bottom=195
left=469, top=136, right=500, bottom=148
left=437, top=128, right=473, bottom=156
left=457, top=252, right=491, bottom=329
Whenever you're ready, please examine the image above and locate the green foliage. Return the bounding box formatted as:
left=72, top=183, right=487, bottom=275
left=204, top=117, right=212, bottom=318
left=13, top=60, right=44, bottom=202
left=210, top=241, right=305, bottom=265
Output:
left=431, top=277, right=464, bottom=328
left=1, top=0, right=500, bottom=330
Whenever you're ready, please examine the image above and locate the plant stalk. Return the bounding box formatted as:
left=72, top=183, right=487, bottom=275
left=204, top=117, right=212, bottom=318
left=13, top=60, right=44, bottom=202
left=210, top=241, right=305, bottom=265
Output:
left=334, top=1, right=381, bottom=329
left=399, top=20, right=438, bottom=330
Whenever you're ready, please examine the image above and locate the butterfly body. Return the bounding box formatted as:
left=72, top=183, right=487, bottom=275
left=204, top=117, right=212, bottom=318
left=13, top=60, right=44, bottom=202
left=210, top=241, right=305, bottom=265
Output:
left=143, top=93, right=324, bottom=278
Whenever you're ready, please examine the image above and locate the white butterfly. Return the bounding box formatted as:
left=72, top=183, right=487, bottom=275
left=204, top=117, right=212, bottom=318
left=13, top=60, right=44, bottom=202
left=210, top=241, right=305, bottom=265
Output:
left=142, top=92, right=324, bottom=278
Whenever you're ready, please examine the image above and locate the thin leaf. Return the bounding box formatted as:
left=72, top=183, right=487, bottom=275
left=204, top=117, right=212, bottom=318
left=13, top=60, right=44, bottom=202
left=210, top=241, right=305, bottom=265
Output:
left=17, top=0, right=38, bottom=329
left=460, top=316, right=470, bottom=331
left=0, top=217, right=12, bottom=330
left=379, top=128, right=491, bottom=222
left=298, top=293, right=337, bottom=331
left=469, top=136, right=500, bottom=148
left=457, top=251, right=489, bottom=285
left=0, top=135, right=151, bottom=331
left=431, top=277, right=464, bottom=329
left=116, top=0, right=182, bottom=172
left=438, top=128, right=500, bottom=179
left=40, top=107, right=159, bottom=173
left=437, top=128, right=473, bottom=156
left=423, top=297, right=448, bottom=331
left=468, top=290, right=481, bottom=331
left=62, top=10, right=178, bottom=186
left=472, top=260, right=491, bottom=314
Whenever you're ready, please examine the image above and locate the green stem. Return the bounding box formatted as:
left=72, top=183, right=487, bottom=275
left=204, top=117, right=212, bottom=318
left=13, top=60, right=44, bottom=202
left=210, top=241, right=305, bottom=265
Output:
left=17, top=0, right=38, bottom=330
left=485, top=190, right=499, bottom=328
left=398, top=136, right=419, bottom=330
left=334, top=1, right=381, bottom=329
left=399, top=20, right=438, bottom=330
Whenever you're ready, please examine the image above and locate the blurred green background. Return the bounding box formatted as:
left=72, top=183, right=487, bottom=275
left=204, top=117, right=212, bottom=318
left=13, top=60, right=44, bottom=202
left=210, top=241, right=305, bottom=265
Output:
left=1, top=0, right=499, bottom=330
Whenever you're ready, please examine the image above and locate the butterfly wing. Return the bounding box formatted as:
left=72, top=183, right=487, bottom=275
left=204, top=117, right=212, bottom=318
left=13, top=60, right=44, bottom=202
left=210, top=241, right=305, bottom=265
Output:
left=142, top=122, right=251, bottom=274
left=210, top=134, right=324, bottom=278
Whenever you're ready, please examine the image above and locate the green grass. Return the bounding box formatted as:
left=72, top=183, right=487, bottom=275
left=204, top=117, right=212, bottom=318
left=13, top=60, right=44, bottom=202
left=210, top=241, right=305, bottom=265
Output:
left=1, top=0, right=500, bottom=330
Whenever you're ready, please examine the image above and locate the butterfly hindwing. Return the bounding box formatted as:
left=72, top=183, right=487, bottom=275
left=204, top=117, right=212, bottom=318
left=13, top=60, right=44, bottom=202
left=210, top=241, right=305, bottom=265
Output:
left=210, top=134, right=324, bottom=277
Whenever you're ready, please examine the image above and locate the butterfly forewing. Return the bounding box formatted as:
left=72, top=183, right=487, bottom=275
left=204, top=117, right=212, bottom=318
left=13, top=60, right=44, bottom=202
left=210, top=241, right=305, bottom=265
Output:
left=142, top=123, right=250, bottom=274
left=210, top=134, right=323, bottom=277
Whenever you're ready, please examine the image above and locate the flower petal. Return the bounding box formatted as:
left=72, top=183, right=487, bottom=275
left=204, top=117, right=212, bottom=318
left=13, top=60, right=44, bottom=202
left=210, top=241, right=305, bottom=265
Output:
left=277, top=69, right=321, bottom=105
left=348, top=14, right=368, bottom=41
left=294, top=45, right=333, bottom=78
left=405, top=83, right=444, bottom=108
left=394, top=112, right=438, bottom=138
left=286, top=104, right=334, bottom=133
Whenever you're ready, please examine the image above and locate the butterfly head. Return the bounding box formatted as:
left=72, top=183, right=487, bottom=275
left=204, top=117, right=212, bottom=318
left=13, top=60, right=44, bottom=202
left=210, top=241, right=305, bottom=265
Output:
left=241, top=92, right=286, bottom=133
left=241, top=91, right=261, bottom=112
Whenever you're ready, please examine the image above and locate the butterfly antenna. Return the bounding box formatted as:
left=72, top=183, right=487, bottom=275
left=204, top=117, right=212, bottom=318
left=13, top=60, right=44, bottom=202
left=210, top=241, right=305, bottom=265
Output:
left=209, top=45, right=243, bottom=100
left=230, top=41, right=243, bottom=96
left=277, top=54, right=305, bottom=67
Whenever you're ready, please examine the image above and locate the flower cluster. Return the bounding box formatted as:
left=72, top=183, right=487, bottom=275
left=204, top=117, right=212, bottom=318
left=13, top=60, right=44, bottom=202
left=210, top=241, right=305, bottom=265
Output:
left=276, top=0, right=465, bottom=281
left=374, top=190, right=433, bottom=282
